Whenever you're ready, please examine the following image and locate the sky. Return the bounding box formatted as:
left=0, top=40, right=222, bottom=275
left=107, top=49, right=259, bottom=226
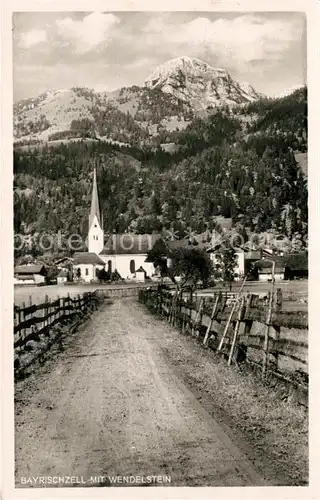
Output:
left=12, top=11, right=306, bottom=102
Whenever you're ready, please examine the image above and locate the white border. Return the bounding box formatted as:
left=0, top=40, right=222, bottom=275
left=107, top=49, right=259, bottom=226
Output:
left=1, top=1, right=319, bottom=499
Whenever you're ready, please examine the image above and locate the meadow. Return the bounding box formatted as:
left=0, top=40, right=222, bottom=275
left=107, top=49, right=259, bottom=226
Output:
left=14, top=280, right=308, bottom=308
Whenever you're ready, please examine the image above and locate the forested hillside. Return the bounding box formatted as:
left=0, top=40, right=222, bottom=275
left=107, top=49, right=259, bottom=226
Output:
left=14, top=87, right=308, bottom=257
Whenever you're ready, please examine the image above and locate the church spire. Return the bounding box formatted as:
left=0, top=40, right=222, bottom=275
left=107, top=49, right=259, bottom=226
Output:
left=89, top=168, right=100, bottom=228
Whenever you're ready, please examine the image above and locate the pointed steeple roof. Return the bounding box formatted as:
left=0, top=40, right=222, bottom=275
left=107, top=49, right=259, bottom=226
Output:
left=89, top=168, right=101, bottom=228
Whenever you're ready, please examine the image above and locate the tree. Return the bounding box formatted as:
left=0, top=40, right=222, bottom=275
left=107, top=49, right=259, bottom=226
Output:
left=45, top=265, right=59, bottom=284
left=171, top=247, right=213, bottom=300
left=145, top=238, right=176, bottom=283
left=96, top=267, right=109, bottom=282
left=215, top=248, right=238, bottom=291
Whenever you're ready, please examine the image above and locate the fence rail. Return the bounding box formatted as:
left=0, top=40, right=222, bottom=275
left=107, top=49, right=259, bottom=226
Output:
left=139, top=288, right=308, bottom=391
left=14, top=292, right=99, bottom=350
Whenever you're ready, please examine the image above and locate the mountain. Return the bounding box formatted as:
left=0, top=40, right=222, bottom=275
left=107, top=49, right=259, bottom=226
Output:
left=14, top=86, right=308, bottom=260
left=13, top=56, right=262, bottom=145
left=144, top=56, right=262, bottom=110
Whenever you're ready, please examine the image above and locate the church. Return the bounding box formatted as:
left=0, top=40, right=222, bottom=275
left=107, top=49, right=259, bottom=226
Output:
left=73, top=169, right=160, bottom=283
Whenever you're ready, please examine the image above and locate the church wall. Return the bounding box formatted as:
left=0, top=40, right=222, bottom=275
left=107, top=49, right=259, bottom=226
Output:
left=73, top=263, right=104, bottom=283
left=100, top=254, right=156, bottom=280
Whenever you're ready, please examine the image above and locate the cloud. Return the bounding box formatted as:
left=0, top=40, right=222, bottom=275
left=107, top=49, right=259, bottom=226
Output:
left=19, top=29, right=47, bottom=48
left=55, top=12, right=120, bottom=53
left=142, top=14, right=304, bottom=71
left=13, top=12, right=306, bottom=100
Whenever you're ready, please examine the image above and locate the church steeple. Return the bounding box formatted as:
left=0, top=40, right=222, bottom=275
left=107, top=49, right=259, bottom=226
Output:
left=89, top=168, right=101, bottom=229
left=88, top=167, right=104, bottom=255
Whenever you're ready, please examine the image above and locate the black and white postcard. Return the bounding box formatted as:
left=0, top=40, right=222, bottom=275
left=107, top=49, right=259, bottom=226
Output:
left=1, top=1, right=319, bottom=499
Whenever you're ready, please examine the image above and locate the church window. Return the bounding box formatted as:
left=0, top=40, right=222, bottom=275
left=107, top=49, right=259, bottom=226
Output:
left=130, top=259, right=135, bottom=274
left=108, top=260, right=112, bottom=273
left=85, top=268, right=89, bottom=276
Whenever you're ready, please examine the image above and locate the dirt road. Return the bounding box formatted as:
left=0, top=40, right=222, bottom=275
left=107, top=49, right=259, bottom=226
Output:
left=15, top=299, right=305, bottom=487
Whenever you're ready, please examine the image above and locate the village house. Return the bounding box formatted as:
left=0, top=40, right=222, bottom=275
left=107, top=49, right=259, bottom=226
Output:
left=57, top=269, right=69, bottom=285
left=73, top=252, right=105, bottom=283
left=255, top=256, right=286, bottom=282
left=54, top=256, right=73, bottom=282
left=73, top=169, right=160, bottom=282
left=14, top=264, right=47, bottom=285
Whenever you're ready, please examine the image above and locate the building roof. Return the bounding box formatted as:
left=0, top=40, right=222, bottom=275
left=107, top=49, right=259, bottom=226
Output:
left=54, top=256, right=73, bottom=265
left=255, top=256, right=284, bottom=266
left=89, top=168, right=101, bottom=228
left=14, top=264, right=46, bottom=275
left=136, top=266, right=146, bottom=273
left=165, top=237, right=211, bottom=252
left=255, top=256, right=285, bottom=274
left=73, top=252, right=105, bottom=265
left=101, top=233, right=162, bottom=255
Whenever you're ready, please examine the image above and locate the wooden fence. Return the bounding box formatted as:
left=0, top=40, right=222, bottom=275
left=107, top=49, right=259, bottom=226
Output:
left=139, top=288, right=308, bottom=389
left=95, top=284, right=162, bottom=298
left=14, top=292, right=99, bottom=350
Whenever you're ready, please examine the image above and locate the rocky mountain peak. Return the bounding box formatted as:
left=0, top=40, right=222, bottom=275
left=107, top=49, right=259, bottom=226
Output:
left=145, top=56, right=261, bottom=110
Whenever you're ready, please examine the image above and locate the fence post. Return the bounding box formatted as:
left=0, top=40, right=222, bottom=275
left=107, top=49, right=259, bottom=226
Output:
left=203, top=292, right=221, bottom=346
left=275, top=288, right=283, bottom=312
left=16, top=306, right=21, bottom=345
left=196, top=298, right=205, bottom=338
left=170, top=293, right=175, bottom=325
left=22, top=301, right=26, bottom=341
left=178, top=290, right=183, bottom=329
left=62, top=297, right=65, bottom=320
left=48, top=296, right=51, bottom=327
left=228, top=297, right=246, bottom=366
left=192, top=297, right=204, bottom=336
left=273, top=325, right=281, bottom=371
left=44, top=294, right=49, bottom=328
left=263, top=286, right=275, bottom=377
left=15, top=306, right=21, bottom=343
left=169, top=291, right=177, bottom=325
left=157, top=289, right=161, bottom=315
left=217, top=300, right=237, bottom=352
left=217, top=277, right=247, bottom=352
left=57, top=295, right=60, bottom=321
left=181, top=299, right=186, bottom=333
left=175, top=292, right=181, bottom=327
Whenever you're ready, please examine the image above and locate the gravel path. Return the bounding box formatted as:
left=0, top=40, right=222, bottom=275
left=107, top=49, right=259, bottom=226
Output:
left=15, top=298, right=299, bottom=487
